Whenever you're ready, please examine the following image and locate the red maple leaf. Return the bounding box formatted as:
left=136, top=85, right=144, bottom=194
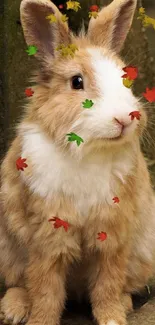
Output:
left=143, top=87, right=155, bottom=103
left=25, top=88, right=34, bottom=97
left=129, top=111, right=141, bottom=121
left=58, top=4, right=64, bottom=9
left=16, top=157, right=28, bottom=171
left=90, top=5, right=99, bottom=12
left=121, top=66, right=138, bottom=80
left=113, top=197, right=120, bottom=203
left=48, top=216, right=70, bottom=232
left=97, top=232, right=107, bottom=241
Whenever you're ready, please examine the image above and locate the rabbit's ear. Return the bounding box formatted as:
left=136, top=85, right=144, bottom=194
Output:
left=20, top=0, right=71, bottom=59
left=88, top=0, right=137, bottom=53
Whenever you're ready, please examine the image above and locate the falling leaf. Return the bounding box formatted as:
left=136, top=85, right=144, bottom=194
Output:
left=26, top=45, right=38, bottom=56
left=139, top=7, right=145, bottom=15
left=66, top=1, right=81, bottom=12
left=82, top=99, right=94, bottom=108
left=112, top=197, right=120, bottom=204
left=89, top=5, right=99, bottom=12
left=58, top=4, right=64, bottom=9
left=123, top=78, right=134, bottom=88
left=142, top=16, right=155, bottom=28
left=48, top=216, right=70, bottom=232
left=143, top=87, right=155, bottom=103
left=16, top=157, right=28, bottom=171
left=89, top=11, right=99, bottom=19
left=138, top=7, right=155, bottom=30
left=66, top=132, right=84, bottom=146
left=97, top=232, right=107, bottom=241
left=137, top=7, right=146, bottom=22
left=46, top=14, right=57, bottom=23
left=129, top=111, right=141, bottom=121
left=56, top=44, right=78, bottom=58
left=25, top=88, right=34, bottom=97
left=61, top=14, right=68, bottom=22
left=122, top=66, right=138, bottom=80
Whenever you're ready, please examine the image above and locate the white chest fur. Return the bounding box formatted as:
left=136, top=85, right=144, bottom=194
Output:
left=20, top=124, right=135, bottom=217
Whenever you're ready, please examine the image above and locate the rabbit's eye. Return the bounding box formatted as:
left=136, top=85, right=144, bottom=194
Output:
left=71, top=75, right=84, bottom=90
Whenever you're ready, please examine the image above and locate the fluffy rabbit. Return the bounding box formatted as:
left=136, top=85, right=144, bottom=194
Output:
left=0, top=0, right=155, bottom=324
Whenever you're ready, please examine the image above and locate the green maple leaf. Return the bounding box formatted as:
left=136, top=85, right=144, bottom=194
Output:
left=66, top=132, right=84, bottom=146
left=26, top=45, right=38, bottom=56
left=123, top=78, right=133, bottom=88
left=82, top=99, right=94, bottom=108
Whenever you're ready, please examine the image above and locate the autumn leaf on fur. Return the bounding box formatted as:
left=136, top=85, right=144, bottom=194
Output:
left=16, top=157, right=28, bottom=171
left=61, top=14, right=68, bottom=22
left=66, top=1, right=81, bottom=12
left=48, top=217, right=70, bottom=232
left=90, top=5, right=99, bottom=12
left=25, top=88, right=34, bottom=97
left=89, top=11, right=98, bottom=19
left=97, top=232, right=107, bottom=241
left=112, top=197, right=120, bottom=204
left=56, top=44, right=78, bottom=58
left=66, top=132, right=84, bottom=146
left=129, top=111, right=141, bottom=121
left=138, top=7, right=155, bottom=30
left=143, top=87, right=155, bottom=103
left=25, top=45, right=38, bottom=56
left=122, top=66, right=138, bottom=80
left=82, top=99, right=94, bottom=108
left=122, top=78, right=134, bottom=88
left=46, top=14, right=57, bottom=23
left=89, top=4, right=99, bottom=19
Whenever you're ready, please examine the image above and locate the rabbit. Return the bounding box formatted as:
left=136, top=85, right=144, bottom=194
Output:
left=0, top=0, right=155, bottom=324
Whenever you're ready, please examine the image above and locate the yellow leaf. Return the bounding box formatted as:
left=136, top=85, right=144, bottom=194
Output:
left=143, top=16, right=150, bottom=27
left=46, top=14, right=57, bottom=23
left=138, top=8, right=155, bottom=30
left=66, top=1, right=81, bottom=12
left=123, top=78, right=134, bottom=88
left=56, top=44, right=78, bottom=58
left=139, top=7, right=145, bottom=15
left=61, top=14, right=68, bottom=22
left=148, top=16, right=155, bottom=28
left=88, top=11, right=99, bottom=19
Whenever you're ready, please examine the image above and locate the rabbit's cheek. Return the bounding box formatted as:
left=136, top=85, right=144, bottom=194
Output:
left=70, top=108, right=138, bottom=145
left=78, top=48, right=141, bottom=141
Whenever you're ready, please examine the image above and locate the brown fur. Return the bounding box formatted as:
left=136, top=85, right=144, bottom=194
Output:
left=0, top=0, right=155, bottom=325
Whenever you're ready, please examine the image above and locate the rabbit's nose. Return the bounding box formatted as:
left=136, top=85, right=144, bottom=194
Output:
left=114, top=118, right=132, bottom=128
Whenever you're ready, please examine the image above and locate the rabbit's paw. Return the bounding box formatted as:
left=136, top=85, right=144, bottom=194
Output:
left=101, top=321, right=124, bottom=325
left=121, top=293, right=133, bottom=315
left=94, top=301, right=127, bottom=325
left=102, top=319, right=120, bottom=325
left=0, top=287, right=31, bottom=324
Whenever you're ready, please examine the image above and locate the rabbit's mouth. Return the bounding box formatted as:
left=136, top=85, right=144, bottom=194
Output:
left=105, top=122, right=136, bottom=142
left=107, top=135, right=122, bottom=141
left=95, top=130, right=124, bottom=142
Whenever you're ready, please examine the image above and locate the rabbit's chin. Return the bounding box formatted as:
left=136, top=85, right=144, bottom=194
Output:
left=83, top=133, right=135, bottom=153
left=90, top=125, right=137, bottom=147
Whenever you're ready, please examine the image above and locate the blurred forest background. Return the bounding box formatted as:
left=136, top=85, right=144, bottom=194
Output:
left=0, top=0, right=155, bottom=182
